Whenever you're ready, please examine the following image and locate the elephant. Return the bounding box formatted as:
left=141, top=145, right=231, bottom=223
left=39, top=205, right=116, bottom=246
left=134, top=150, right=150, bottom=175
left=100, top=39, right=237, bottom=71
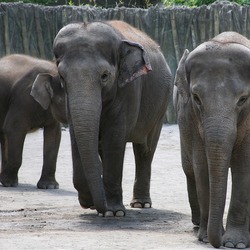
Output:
left=175, top=31, right=250, bottom=248
left=53, top=20, right=172, bottom=216
left=0, top=54, right=67, bottom=189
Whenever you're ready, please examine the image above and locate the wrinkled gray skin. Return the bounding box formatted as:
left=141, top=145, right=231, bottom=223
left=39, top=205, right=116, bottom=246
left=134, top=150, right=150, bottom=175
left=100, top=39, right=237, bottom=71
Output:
left=0, top=54, right=67, bottom=189
left=53, top=20, right=172, bottom=216
left=175, top=32, right=250, bottom=248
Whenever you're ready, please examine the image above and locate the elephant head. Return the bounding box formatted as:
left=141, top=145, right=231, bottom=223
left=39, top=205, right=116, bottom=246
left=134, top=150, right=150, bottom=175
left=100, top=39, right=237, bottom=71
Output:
left=31, top=73, right=67, bottom=124
left=52, top=21, right=151, bottom=214
left=175, top=33, right=250, bottom=248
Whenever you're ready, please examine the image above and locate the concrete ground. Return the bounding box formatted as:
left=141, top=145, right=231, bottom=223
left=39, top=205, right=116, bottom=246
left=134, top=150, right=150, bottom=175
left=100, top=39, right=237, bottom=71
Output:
left=0, top=125, right=234, bottom=249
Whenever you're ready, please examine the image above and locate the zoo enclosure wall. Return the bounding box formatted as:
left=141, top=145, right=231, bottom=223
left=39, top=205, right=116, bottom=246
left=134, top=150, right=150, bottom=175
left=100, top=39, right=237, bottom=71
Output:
left=0, top=1, right=248, bottom=122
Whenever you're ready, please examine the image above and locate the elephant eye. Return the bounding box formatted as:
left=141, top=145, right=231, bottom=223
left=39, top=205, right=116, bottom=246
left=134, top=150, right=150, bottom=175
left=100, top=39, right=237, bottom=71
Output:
left=193, top=94, right=202, bottom=106
left=58, top=74, right=66, bottom=90
left=237, top=96, right=248, bottom=106
left=101, top=71, right=109, bottom=83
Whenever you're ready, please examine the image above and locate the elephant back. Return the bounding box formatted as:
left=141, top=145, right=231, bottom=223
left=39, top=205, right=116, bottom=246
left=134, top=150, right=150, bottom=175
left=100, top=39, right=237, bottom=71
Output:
left=108, top=20, right=160, bottom=53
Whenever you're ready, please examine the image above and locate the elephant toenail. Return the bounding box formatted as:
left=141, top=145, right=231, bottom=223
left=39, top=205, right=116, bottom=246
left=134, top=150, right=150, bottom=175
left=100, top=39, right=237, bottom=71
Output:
left=104, top=211, right=114, bottom=217
left=133, top=202, right=142, bottom=208
left=225, top=241, right=234, bottom=248
left=236, top=242, right=246, bottom=249
left=115, top=211, right=125, bottom=217
left=143, top=203, right=151, bottom=208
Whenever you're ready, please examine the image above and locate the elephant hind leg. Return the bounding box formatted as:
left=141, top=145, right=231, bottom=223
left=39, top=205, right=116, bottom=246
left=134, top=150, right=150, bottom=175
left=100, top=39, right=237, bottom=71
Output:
left=0, top=127, right=26, bottom=187
left=37, top=121, right=61, bottom=189
left=130, top=122, right=162, bottom=209
left=0, top=131, right=6, bottom=170
left=130, top=140, right=152, bottom=208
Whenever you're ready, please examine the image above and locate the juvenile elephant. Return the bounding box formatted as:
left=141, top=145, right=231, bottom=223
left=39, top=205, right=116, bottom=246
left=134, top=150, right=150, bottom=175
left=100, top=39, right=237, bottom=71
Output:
left=0, top=54, right=67, bottom=189
left=53, top=20, right=172, bottom=216
left=175, top=32, right=250, bottom=248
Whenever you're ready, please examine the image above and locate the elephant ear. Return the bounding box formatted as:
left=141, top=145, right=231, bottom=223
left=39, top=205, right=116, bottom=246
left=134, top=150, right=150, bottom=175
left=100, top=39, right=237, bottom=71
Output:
left=174, top=49, right=190, bottom=104
left=118, top=40, right=152, bottom=88
left=30, top=73, right=56, bottom=110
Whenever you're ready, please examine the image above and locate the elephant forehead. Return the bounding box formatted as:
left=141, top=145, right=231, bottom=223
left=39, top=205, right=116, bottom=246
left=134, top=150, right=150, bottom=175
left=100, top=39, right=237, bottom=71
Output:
left=188, top=41, right=250, bottom=65
left=187, top=43, right=250, bottom=85
left=189, top=44, right=250, bottom=95
left=55, top=22, right=119, bottom=48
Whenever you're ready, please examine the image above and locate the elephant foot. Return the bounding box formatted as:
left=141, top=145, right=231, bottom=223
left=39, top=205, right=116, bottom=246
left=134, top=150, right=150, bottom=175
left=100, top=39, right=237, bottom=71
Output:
left=224, top=241, right=247, bottom=249
left=198, top=226, right=209, bottom=243
left=104, top=210, right=125, bottom=217
left=223, top=229, right=250, bottom=249
left=37, top=177, right=59, bottom=189
left=130, top=198, right=152, bottom=208
left=198, top=235, right=209, bottom=244
left=104, top=202, right=126, bottom=217
left=0, top=173, right=18, bottom=187
left=78, top=192, right=125, bottom=217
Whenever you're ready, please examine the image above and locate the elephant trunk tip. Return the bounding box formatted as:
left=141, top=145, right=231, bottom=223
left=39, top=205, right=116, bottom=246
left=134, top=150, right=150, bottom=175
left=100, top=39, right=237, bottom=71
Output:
left=96, top=204, right=107, bottom=215
left=210, top=241, right=222, bottom=249
left=208, top=228, right=222, bottom=248
left=93, top=196, right=108, bottom=215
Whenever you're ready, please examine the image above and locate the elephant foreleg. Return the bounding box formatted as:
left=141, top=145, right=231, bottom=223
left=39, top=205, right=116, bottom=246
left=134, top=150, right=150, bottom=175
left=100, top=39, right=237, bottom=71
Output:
left=193, top=158, right=210, bottom=243
left=186, top=176, right=200, bottom=226
left=101, top=138, right=126, bottom=217
left=223, top=171, right=250, bottom=248
left=180, top=148, right=200, bottom=226
left=181, top=139, right=210, bottom=243
left=37, top=121, right=61, bottom=189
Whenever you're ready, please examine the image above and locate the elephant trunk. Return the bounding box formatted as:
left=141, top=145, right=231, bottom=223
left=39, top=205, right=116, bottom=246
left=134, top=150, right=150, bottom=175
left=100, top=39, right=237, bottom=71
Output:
left=204, top=117, right=236, bottom=248
left=67, top=79, right=107, bottom=214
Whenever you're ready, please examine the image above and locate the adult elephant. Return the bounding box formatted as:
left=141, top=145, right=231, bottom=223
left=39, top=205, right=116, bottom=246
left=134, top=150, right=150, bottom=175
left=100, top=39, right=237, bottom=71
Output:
left=175, top=32, right=250, bottom=248
left=0, top=54, right=67, bottom=189
left=53, top=20, right=172, bottom=216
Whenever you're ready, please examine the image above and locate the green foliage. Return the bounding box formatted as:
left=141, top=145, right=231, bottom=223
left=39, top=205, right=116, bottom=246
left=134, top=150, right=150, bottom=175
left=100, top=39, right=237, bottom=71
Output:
left=162, top=0, right=196, bottom=7
left=195, top=0, right=216, bottom=5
